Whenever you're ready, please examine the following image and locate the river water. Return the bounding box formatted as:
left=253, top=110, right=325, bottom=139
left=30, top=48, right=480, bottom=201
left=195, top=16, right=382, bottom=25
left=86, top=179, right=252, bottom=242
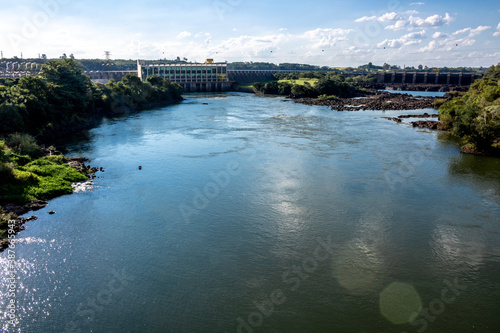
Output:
left=1, top=92, right=500, bottom=333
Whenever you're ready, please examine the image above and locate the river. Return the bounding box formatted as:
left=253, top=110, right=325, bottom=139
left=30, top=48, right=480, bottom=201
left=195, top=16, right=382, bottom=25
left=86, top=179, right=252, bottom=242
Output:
left=1, top=92, right=500, bottom=333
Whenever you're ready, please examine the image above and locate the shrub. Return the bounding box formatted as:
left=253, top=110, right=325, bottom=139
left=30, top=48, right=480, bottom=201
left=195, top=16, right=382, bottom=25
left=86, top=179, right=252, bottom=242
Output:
left=0, top=141, right=7, bottom=162
left=0, top=162, right=14, bottom=179
left=5, top=133, right=41, bottom=158
left=433, top=98, right=447, bottom=108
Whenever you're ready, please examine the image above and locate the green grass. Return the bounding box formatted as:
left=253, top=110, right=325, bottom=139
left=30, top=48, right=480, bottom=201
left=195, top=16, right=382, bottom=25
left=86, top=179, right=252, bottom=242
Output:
left=278, top=78, right=319, bottom=86
left=0, top=155, right=87, bottom=204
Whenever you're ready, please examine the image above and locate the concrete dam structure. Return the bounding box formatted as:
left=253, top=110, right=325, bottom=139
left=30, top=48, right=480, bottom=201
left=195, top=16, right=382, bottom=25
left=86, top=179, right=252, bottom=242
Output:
left=377, top=71, right=482, bottom=86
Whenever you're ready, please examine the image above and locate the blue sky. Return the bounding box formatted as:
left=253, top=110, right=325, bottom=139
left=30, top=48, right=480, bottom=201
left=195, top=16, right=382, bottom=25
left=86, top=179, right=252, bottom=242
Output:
left=1, top=0, right=499, bottom=67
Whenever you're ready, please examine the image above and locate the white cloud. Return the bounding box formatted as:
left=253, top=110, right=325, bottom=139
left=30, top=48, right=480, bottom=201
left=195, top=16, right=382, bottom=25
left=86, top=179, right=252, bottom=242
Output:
left=432, top=32, right=448, bottom=38
left=379, top=12, right=399, bottom=22
left=377, top=30, right=426, bottom=48
left=494, top=23, right=500, bottom=37
left=386, top=13, right=454, bottom=31
left=194, top=32, right=211, bottom=38
left=355, top=12, right=399, bottom=23
left=302, top=28, right=353, bottom=48
left=410, top=2, right=425, bottom=5
left=176, top=31, right=191, bottom=39
left=355, top=15, right=377, bottom=23
left=419, top=31, right=477, bottom=53
left=453, top=26, right=491, bottom=37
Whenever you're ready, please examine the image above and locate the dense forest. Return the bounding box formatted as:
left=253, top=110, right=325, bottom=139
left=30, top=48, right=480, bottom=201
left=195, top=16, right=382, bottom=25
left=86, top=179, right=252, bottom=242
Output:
left=439, top=63, right=500, bottom=155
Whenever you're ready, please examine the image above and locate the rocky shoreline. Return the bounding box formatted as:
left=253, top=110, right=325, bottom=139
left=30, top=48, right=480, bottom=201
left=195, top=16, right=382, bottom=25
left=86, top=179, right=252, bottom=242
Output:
left=296, top=91, right=438, bottom=111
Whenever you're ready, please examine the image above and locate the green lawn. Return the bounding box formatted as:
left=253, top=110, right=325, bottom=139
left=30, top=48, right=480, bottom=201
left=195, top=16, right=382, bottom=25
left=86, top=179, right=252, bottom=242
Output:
left=278, top=78, right=319, bottom=86
left=239, top=78, right=319, bottom=90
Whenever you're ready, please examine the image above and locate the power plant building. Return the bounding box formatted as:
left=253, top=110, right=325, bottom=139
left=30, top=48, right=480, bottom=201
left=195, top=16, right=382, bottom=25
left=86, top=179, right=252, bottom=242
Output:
left=137, top=60, right=232, bottom=92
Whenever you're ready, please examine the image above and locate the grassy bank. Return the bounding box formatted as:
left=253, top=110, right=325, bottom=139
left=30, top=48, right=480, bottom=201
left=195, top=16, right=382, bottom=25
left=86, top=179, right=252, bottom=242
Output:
left=0, top=134, right=92, bottom=240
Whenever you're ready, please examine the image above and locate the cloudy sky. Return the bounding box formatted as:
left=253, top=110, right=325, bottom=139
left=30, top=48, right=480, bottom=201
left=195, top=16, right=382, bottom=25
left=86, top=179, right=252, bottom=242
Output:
left=1, top=0, right=499, bottom=67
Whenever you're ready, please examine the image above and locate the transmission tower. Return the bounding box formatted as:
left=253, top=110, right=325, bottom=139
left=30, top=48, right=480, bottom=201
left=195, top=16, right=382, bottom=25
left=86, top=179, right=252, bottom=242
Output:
left=104, top=51, right=111, bottom=69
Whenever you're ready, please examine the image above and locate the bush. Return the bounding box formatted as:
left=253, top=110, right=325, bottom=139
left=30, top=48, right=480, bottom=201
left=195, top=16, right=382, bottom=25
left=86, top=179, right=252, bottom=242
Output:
left=0, top=141, right=7, bottom=162
left=0, top=162, right=14, bottom=179
left=4, top=133, right=41, bottom=158
left=433, top=98, right=447, bottom=108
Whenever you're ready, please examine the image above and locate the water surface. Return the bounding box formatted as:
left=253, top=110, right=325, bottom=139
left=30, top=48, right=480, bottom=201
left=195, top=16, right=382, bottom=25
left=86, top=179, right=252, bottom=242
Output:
left=1, top=92, right=499, bottom=333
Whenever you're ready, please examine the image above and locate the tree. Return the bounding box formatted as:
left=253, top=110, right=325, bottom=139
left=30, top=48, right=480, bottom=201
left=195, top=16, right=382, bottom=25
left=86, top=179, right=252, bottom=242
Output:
left=39, top=59, right=93, bottom=115
left=439, top=63, right=500, bottom=154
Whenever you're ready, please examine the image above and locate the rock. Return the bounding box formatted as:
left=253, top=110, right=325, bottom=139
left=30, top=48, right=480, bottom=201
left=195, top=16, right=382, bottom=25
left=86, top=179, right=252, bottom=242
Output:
left=299, top=91, right=437, bottom=112
left=0, top=239, right=9, bottom=251
left=398, top=113, right=439, bottom=119
left=48, top=211, right=56, bottom=215
left=25, top=200, right=49, bottom=212
left=3, top=200, right=47, bottom=216
left=68, top=161, right=82, bottom=168
left=411, top=121, right=446, bottom=130
left=3, top=203, right=25, bottom=215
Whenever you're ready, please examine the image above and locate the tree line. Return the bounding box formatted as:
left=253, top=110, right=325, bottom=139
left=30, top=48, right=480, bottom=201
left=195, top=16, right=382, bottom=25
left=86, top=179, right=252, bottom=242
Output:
left=0, top=59, right=183, bottom=138
left=253, top=73, right=362, bottom=98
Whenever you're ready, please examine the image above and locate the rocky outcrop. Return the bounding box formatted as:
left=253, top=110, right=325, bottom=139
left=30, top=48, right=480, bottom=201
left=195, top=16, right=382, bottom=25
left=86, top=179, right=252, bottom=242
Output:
left=297, top=92, right=436, bottom=111
left=3, top=200, right=48, bottom=216
left=411, top=121, right=447, bottom=130
left=398, top=113, right=439, bottom=119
